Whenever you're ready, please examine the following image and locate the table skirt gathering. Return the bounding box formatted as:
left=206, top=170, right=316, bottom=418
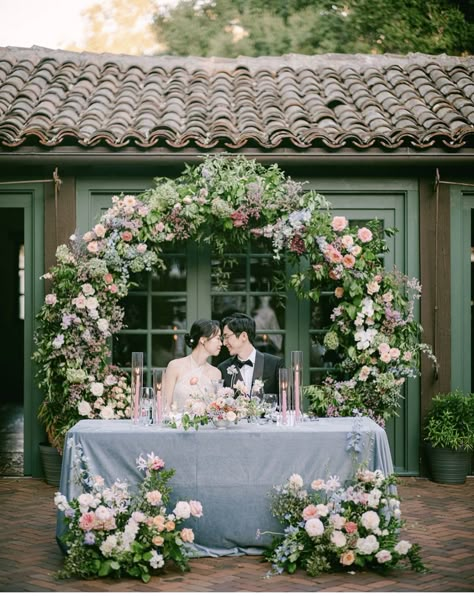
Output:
left=57, top=417, right=394, bottom=556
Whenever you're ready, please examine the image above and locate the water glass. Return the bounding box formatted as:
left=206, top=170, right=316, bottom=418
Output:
left=263, top=393, right=278, bottom=421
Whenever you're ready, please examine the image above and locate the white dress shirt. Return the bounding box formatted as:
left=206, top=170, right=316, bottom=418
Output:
left=238, top=348, right=256, bottom=393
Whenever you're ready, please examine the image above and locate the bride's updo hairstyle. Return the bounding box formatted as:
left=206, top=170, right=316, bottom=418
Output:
left=184, top=319, right=220, bottom=349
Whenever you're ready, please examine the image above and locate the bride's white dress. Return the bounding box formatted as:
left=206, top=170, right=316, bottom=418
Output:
left=172, top=362, right=216, bottom=412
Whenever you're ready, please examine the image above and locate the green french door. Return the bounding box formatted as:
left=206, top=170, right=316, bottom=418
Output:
left=78, top=177, right=420, bottom=474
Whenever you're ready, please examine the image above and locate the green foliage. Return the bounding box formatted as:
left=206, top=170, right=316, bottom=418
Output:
left=153, top=0, right=473, bottom=57
left=423, top=390, right=474, bottom=451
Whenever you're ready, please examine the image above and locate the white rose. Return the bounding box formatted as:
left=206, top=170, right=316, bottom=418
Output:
left=173, top=501, right=191, bottom=519
left=305, top=518, right=324, bottom=537
left=394, top=540, right=412, bottom=555
left=90, top=382, right=104, bottom=397
left=331, top=530, right=347, bottom=548
left=315, top=503, right=329, bottom=517
left=375, top=549, right=392, bottom=564
left=78, top=400, right=92, bottom=416
left=95, top=505, right=114, bottom=521
left=356, top=535, right=379, bottom=555
left=329, top=514, right=346, bottom=530
left=361, top=510, right=380, bottom=531
left=54, top=492, right=69, bottom=511
left=100, top=405, right=115, bottom=420
left=85, top=296, right=99, bottom=310
left=226, top=411, right=237, bottom=422
left=78, top=493, right=95, bottom=510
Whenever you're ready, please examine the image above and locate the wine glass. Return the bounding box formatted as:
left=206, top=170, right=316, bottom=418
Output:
left=263, top=393, right=278, bottom=422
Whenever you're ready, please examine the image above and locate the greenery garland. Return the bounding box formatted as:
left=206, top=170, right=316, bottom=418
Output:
left=33, top=154, right=434, bottom=451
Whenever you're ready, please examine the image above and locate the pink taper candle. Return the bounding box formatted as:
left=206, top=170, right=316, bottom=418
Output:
left=133, top=367, right=140, bottom=423
left=294, top=366, right=300, bottom=421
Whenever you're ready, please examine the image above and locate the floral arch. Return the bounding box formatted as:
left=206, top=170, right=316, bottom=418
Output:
left=34, top=155, right=433, bottom=451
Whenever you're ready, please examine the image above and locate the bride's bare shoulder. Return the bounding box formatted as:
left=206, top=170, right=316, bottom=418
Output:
left=166, top=356, right=188, bottom=371
left=206, top=364, right=222, bottom=380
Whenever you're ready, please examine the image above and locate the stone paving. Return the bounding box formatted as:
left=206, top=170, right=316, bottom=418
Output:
left=0, top=476, right=473, bottom=592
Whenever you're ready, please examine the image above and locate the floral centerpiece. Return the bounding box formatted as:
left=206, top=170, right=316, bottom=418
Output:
left=55, top=448, right=203, bottom=583
left=33, top=154, right=435, bottom=452
left=171, top=380, right=265, bottom=431
left=261, top=468, right=425, bottom=577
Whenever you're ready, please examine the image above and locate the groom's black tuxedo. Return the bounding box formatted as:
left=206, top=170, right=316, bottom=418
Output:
left=218, top=350, right=284, bottom=394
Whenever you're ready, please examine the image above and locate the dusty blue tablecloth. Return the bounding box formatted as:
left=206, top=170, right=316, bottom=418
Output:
left=57, top=417, right=393, bottom=556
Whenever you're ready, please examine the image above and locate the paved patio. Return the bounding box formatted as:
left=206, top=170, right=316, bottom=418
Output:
left=0, top=475, right=473, bottom=592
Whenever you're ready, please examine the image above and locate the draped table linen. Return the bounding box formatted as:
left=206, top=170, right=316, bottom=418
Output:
left=57, top=417, right=393, bottom=556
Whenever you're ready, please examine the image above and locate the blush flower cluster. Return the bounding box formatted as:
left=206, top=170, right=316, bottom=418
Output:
left=262, top=468, right=425, bottom=577
left=55, top=450, right=203, bottom=583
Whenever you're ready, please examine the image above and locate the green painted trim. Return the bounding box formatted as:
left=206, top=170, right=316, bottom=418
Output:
left=0, top=186, right=44, bottom=477
left=450, top=188, right=474, bottom=392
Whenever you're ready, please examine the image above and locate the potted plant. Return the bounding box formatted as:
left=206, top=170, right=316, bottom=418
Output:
left=423, top=390, right=474, bottom=484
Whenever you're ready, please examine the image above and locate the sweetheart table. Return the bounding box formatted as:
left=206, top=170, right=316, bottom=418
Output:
left=57, top=417, right=393, bottom=556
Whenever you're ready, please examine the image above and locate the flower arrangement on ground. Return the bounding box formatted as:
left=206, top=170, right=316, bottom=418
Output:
left=33, top=154, right=435, bottom=451
left=262, top=468, right=425, bottom=577
left=171, top=380, right=265, bottom=430
left=55, top=450, right=203, bottom=583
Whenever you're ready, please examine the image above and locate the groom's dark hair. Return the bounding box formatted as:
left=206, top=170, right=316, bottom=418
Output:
left=221, top=312, right=256, bottom=344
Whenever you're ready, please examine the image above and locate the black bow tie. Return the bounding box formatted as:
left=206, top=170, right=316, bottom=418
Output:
left=235, top=358, right=253, bottom=368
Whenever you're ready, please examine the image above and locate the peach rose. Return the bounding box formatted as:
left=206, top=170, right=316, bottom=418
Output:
left=180, top=528, right=195, bottom=543
left=340, top=550, right=356, bottom=566
left=334, top=287, right=344, bottom=298
left=357, top=227, right=373, bottom=243
left=342, top=254, right=356, bottom=269
left=331, top=216, right=349, bottom=232
left=302, top=504, right=319, bottom=520
left=152, top=535, right=164, bottom=546
left=165, top=520, right=176, bottom=531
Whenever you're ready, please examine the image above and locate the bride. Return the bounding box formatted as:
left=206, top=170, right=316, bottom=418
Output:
left=163, top=319, right=223, bottom=412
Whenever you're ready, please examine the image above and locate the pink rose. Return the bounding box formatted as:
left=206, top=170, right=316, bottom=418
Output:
left=94, top=224, right=106, bottom=238
left=180, top=528, right=195, bottom=543
left=344, top=521, right=358, bottom=534
left=136, top=243, right=147, bottom=254
left=121, top=231, right=133, bottom=242
left=45, top=293, right=57, bottom=306
left=108, top=284, right=118, bottom=294
left=103, top=273, right=113, bottom=284
left=189, top=500, right=203, bottom=518
left=302, top=504, right=319, bottom=520
left=357, top=227, right=373, bottom=243
left=155, top=222, right=165, bottom=233
left=331, top=216, right=348, bottom=232
left=87, top=241, right=99, bottom=253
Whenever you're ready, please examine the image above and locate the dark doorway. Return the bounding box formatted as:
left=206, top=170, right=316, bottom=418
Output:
left=0, top=208, right=24, bottom=475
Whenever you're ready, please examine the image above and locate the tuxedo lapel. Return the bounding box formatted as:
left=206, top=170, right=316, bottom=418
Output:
left=252, top=351, right=264, bottom=388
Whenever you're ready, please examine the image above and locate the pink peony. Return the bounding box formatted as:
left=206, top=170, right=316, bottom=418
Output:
left=79, top=512, right=96, bottom=531
left=305, top=518, right=324, bottom=537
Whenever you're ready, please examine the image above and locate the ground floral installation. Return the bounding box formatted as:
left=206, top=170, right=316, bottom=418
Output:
left=260, top=468, right=425, bottom=578
left=170, top=379, right=265, bottom=430
left=55, top=447, right=203, bottom=583
left=33, top=154, right=436, bottom=452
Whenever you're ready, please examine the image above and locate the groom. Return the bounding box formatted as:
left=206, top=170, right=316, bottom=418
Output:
left=218, top=312, right=284, bottom=394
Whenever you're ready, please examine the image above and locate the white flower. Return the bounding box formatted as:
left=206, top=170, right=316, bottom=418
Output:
left=132, top=511, right=146, bottom=523
left=146, top=490, right=162, bottom=506
left=315, top=503, right=329, bottom=517
left=226, top=410, right=237, bottom=422
left=45, top=293, right=57, bottom=306
left=356, top=534, right=379, bottom=555
left=52, top=334, right=64, bottom=349
left=78, top=400, right=92, bottom=416
left=97, top=318, right=109, bottom=333
left=305, top=518, right=324, bottom=537
left=394, top=540, right=412, bottom=555
left=329, top=514, right=346, bottom=530
left=288, top=473, right=304, bottom=489
left=81, top=283, right=95, bottom=296
left=173, top=501, right=191, bottom=519
left=331, top=530, right=347, bottom=548
left=104, top=374, right=117, bottom=386
left=85, top=296, right=99, bottom=310
left=361, top=510, right=380, bottom=531
left=367, top=488, right=382, bottom=508
left=150, top=551, right=164, bottom=569
left=77, top=493, right=95, bottom=511
left=375, top=549, right=392, bottom=563
left=99, top=534, right=118, bottom=556
left=90, top=382, right=104, bottom=397
left=95, top=505, right=114, bottom=522
left=54, top=492, right=69, bottom=511
left=99, top=405, right=114, bottom=420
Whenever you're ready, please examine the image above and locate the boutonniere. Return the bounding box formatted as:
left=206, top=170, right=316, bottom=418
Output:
left=251, top=378, right=264, bottom=398
left=227, top=365, right=238, bottom=377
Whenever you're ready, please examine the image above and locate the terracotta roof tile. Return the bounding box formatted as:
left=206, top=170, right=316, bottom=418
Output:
left=0, top=46, right=473, bottom=150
